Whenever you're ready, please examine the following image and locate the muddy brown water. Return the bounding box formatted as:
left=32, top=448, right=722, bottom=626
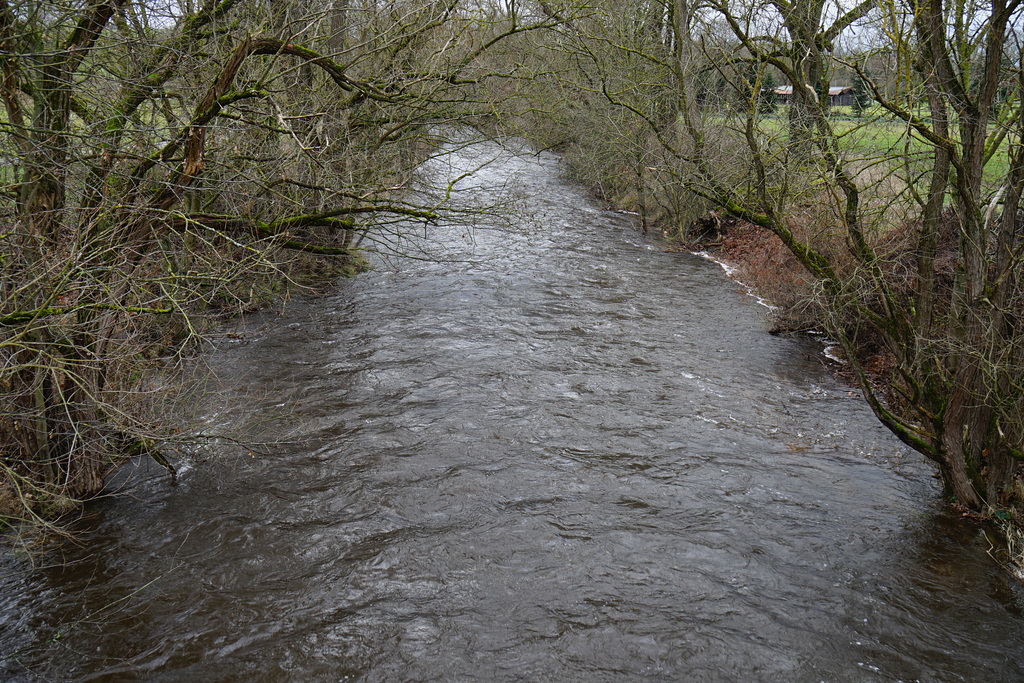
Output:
left=2, top=140, right=1024, bottom=681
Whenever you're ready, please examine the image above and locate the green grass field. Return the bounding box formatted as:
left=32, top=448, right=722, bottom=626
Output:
left=742, top=105, right=1012, bottom=190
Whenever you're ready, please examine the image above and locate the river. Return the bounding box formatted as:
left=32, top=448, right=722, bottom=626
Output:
left=2, top=139, right=1023, bottom=681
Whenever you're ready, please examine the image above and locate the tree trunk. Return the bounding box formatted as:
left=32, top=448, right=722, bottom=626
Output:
left=780, top=0, right=827, bottom=150
left=22, top=54, right=70, bottom=243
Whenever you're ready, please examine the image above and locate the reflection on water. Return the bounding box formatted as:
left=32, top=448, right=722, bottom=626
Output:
left=2, top=140, right=1023, bottom=681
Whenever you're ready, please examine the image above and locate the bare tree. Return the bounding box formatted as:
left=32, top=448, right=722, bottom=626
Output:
left=0, top=0, right=559, bottom=523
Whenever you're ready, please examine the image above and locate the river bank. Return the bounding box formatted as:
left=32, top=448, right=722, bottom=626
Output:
left=659, top=209, right=1024, bottom=577
left=667, top=212, right=943, bottom=405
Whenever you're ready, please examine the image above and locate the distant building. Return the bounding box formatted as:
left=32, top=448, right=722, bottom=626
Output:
left=773, top=85, right=855, bottom=107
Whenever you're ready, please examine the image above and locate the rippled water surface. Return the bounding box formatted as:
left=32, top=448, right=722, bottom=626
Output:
left=3, top=140, right=1024, bottom=681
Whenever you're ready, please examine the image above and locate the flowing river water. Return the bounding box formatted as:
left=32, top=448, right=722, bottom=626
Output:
left=3, top=140, right=1024, bottom=681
